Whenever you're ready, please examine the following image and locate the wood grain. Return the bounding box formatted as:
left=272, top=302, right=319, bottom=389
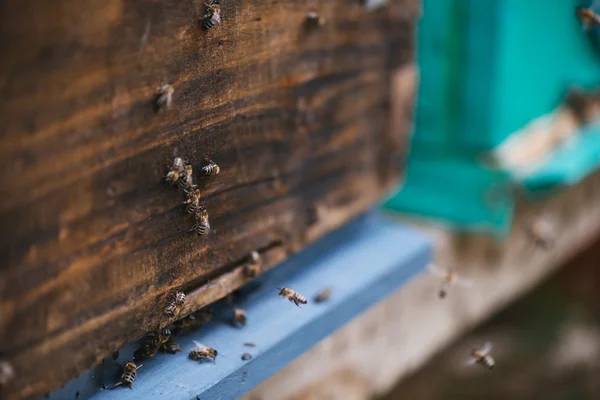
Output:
left=0, top=0, right=417, bottom=398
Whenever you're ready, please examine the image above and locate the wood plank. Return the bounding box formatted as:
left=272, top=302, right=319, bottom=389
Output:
left=0, top=0, right=417, bottom=398
left=44, top=213, right=430, bottom=400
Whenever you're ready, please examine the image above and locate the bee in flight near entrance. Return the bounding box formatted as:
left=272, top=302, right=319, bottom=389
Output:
left=189, top=341, right=219, bottom=362
left=465, top=342, right=495, bottom=370
left=576, top=6, right=600, bottom=29
left=202, top=1, right=221, bottom=30
left=104, top=361, right=142, bottom=390
left=428, top=264, right=473, bottom=299
left=278, top=287, right=307, bottom=307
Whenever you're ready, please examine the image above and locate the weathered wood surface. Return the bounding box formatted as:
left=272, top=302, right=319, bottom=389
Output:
left=0, top=0, right=416, bottom=398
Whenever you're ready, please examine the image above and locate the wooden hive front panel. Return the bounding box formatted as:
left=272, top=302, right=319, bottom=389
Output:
left=0, top=0, right=417, bottom=397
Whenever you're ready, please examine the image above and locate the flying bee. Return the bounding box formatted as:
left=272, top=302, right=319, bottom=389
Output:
left=465, top=342, right=495, bottom=370
left=154, top=84, right=174, bottom=112
left=305, top=11, right=326, bottom=29
left=193, top=207, right=211, bottom=235
left=134, top=328, right=172, bottom=361
left=314, top=288, right=332, bottom=303
left=277, top=287, right=307, bottom=307
left=576, top=7, right=600, bottom=29
left=202, top=1, right=221, bottom=30
left=201, top=157, right=220, bottom=176
left=189, top=341, right=218, bottom=362
left=0, top=361, right=15, bottom=385
left=232, top=307, right=247, bottom=327
left=105, top=362, right=142, bottom=389
left=428, top=264, right=473, bottom=299
left=183, top=185, right=202, bottom=214
left=523, top=216, right=555, bottom=251
left=160, top=337, right=182, bottom=354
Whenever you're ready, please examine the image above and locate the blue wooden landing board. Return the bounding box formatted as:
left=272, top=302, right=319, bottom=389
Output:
left=49, top=212, right=430, bottom=400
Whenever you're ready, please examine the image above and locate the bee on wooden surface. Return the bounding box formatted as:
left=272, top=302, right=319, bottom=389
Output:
left=160, top=337, right=182, bottom=354
left=232, top=307, right=247, bottom=327
left=178, top=164, right=194, bottom=191
left=524, top=216, right=555, bottom=251
left=428, top=264, right=473, bottom=299
left=576, top=7, right=600, bottom=29
left=202, top=1, right=221, bottom=30
left=154, top=84, right=174, bottom=111
left=183, top=185, right=202, bottom=214
left=166, top=157, right=186, bottom=185
left=277, top=287, right=307, bottom=307
left=465, top=342, right=495, bottom=370
left=305, top=11, right=326, bottom=29
left=313, top=288, right=332, bottom=303
left=201, top=157, right=220, bottom=176
left=189, top=341, right=218, bottom=362
left=193, top=207, right=211, bottom=235
left=165, top=291, right=186, bottom=317
left=0, top=361, right=15, bottom=385
left=105, top=362, right=142, bottom=389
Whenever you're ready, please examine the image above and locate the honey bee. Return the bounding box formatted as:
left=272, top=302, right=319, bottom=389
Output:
left=165, top=291, right=186, bottom=317
left=183, top=185, right=202, bottom=214
left=277, top=287, right=307, bottom=307
left=305, top=11, right=326, bottom=29
left=105, top=362, right=142, bottom=389
left=178, top=164, right=194, bottom=191
left=232, top=307, right=247, bottom=327
left=465, top=342, right=495, bottom=370
left=524, top=216, right=555, bottom=251
left=428, top=264, right=473, bottom=299
left=201, top=157, right=220, bottom=176
left=173, top=310, right=213, bottom=335
left=160, top=337, right=182, bottom=354
left=193, top=207, right=211, bottom=235
left=313, top=288, right=332, bottom=303
left=134, top=328, right=172, bottom=361
left=243, top=251, right=261, bottom=278
left=202, top=1, right=221, bottom=30
left=0, top=361, right=15, bottom=385
left=166, top=157, right=185, bottom=185
left=189, top=341, right=218, bottom=362
left=154, top=84, right=174, bottom=111
left=576, top=7, right=600, bottom=29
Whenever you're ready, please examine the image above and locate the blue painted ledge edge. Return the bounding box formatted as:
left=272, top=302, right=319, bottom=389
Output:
left=49, top=211, right=431, bottom=400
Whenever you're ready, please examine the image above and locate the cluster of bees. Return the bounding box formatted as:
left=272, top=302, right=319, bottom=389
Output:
left=105, top=279, right=333, bottom=390
left=165, top=156, right=220, bottom=236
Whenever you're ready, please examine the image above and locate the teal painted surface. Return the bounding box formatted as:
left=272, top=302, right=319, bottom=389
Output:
left=521, top=124, right=600, bottom=192
left=385, top=0, right=600, bottom=234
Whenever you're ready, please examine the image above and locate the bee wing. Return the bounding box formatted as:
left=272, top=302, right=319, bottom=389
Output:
left=192, top=340, right=206, bottom=349
left=455, top=276, right=474, bottom=288
left=480, top=342, right=493, bottom=355
left=427, top=263, right=447, bottom=278
left=464, top=357, right=478, bottom=366
left=214, top=12, right=222, bottom=24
